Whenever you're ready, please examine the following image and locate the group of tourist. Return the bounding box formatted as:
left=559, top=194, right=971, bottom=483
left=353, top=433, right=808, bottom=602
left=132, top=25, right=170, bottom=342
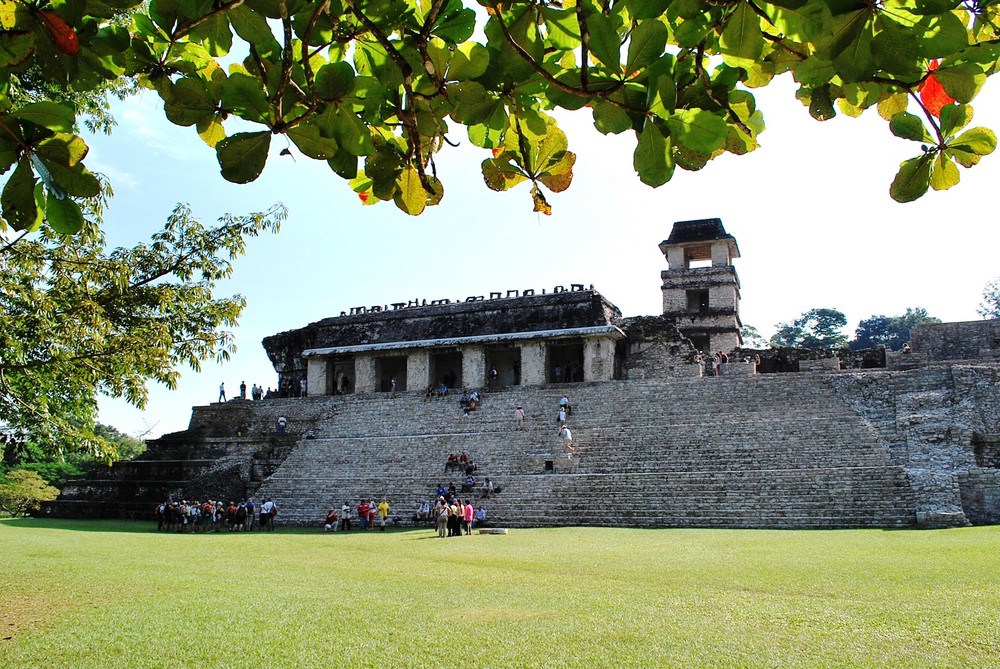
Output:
left=695, top=351, right=731, bottom=377
left=218, top=381, right=276, bottom=402
left=155, top=498, right=278, bottom=532
left=323, top=497, right=391, bottom=531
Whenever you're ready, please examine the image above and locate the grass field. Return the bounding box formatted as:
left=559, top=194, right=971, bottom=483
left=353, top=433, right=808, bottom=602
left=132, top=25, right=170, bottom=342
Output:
left=1, top=519, right=998, bottom=668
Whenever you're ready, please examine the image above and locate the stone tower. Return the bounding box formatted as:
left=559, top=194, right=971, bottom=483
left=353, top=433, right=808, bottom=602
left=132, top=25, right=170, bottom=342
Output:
left=659, top=218, right=742, bottom=354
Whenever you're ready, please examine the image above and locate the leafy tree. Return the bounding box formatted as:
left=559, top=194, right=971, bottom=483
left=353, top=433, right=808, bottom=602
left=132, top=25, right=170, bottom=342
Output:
left=978, top=278, right=1000, bottom=319
left=1, top=0, right=998, bottom=232
left=771, top=308, right=848, bottom=350
left=0, top=202, right=286, bottom=457
left=740, top=324, right=769, bottom=350
left=0, top=469, right=59, bottom=517
left=850, top=307, right=941, bottom=351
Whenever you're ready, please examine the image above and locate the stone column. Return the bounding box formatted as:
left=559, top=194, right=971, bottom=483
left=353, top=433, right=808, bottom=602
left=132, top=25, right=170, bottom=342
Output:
left=306, top=358, right=329, bottom=396
left=520, top=341, right=546, bottom=386
left=408, top=350, right=431, bottom=392
left=354, top=354, right=376, bottom=393
left=583, top=337, right=615, bottom=381
left=463, top=345, right=486, bottom=388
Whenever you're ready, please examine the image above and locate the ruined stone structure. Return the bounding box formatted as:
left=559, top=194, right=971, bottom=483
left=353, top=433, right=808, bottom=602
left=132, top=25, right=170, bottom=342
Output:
left=51, top=219, right=1000, bottom=530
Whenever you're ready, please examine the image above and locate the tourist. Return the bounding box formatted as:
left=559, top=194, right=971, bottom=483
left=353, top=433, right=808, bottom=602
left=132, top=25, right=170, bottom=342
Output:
left=475, top=506, right=488, bottom=526
left=240, top=380, right=247, bottom=399
left=324, top=509, right=339, bottom=532
left=461, top=474, right=475, bottom=492
left=557, top=406, right=567, bottom=427
left=357, top=499, right=370, bottom=530
left=245, top=498, right=256, bottom=531
left=340, top=500, right=352, bottom=531
left=514, top=405, right=525, bottom=430
left=389, top=376, right=396, bottom=398
left=554, top=365, right=562, bottom=383
left=378, top=497, right=390, bottom=530
left=753, top=353, right=761, bottom=374
left=559, top=394, right=572, bottom=415
left=560, top=425, right=574, bottom=459
left=435, top=500, right=449, bottom=537
left=696, top=353, right=706, bottom=377
left=300, top=378, right=307, bottom=397
left=218, top=382, right=226, bottom=402
left=488, top=366, right=498, bottom=392
left=261, top=499, right=277, bottom=530
left=277, top=415, right=287, bottom=435
left=463, top=499, right=475, bottom=535
left=368, top=498, right=378, bottom=529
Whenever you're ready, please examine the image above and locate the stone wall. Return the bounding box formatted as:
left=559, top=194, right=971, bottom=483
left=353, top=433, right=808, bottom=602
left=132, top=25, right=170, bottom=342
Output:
left=911, top=320, right=1000, bottom=362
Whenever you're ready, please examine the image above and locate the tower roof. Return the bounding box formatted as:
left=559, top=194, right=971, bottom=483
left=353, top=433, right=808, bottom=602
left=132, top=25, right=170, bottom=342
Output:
left=661, top=218, right=740, bottom=256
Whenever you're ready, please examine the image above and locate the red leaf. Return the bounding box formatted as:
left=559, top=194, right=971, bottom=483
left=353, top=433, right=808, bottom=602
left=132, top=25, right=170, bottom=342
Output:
left=919, top=60, right=955, bottom=119
left=39, top=11, right=80, bottom=56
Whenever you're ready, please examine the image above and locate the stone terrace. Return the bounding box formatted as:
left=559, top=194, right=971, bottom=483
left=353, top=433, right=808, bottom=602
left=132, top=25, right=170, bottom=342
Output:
left=237, top=373, right=916, bottom=529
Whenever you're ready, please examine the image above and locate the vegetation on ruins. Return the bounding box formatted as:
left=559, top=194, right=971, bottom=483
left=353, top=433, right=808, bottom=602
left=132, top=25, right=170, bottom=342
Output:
left=0, top=0, right=999, bottom=231
left=770, top=306, right=849, bottom=349
left=979, top=276, right=1000, bottom=318
left=0, top=200, right=286, bottom=457
left=850, top=306, right=941, bottom=350
left=1, top=520, right=998, bottom=667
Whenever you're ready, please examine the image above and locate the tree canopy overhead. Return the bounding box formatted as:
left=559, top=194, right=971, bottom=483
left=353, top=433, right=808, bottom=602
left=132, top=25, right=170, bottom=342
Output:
left=1, top=0, right=999, bottom=228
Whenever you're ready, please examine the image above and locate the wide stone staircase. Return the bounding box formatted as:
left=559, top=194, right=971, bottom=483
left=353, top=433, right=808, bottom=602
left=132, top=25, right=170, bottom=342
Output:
left=250, top=374, right=916, bottom=529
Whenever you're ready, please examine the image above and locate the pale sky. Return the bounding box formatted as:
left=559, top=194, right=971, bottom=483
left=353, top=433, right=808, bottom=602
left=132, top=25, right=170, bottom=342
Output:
left=89, top=76, right=1000, bottom=438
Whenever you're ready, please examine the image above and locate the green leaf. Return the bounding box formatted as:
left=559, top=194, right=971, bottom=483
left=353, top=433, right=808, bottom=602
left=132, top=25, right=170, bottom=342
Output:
left=592, top=100, right=632, bottom=134
left=629, top=0, right=670, bottom=20
left=584, top=11, right=620, bottom=69
left=36, top=134, right=89, bottom=168
left=9, top=102, right=75, bottom=133
left=287, top=124, right=339, bottom=160
left=876, top=92, right=909, bottom=120
left=824, top=9, right=876, bottom=83
left=393, top=165, right=431, bottom=215
left=329, top=106, right=374, bottom=156
left=328, top=148, right=359, bottom=180
left=537, top=151, right=576, bottom=192
left=720, top=3, right=764, bottom=63
left=0, top=32, right=35, bottom=68
left=667, top=109, right=727, bottom=154
left=872, top=16, right=919, bottom=75
left=540, top=8, right=582, bottom=50
left=482, top=154, right=528, bottom=191
left=196, top=114, right=226, bottom=148
left=625, top=19, right=667, bottom=76
left=950, top=127, right=997, bottom=155
left=929, top=152, right=959, bottom=191
left=807, top=85, right=836, bottom=121
left=434, top=7, right=476, bottom=44
left=37, top=159, right=101, bottom=198
left=889, top=155, right=932, bottom=203
left=315, top=61, right=356, bottom=100
left=216, top=131, right=271, bottom=184
left=45, top=194, right=84, bottom=234
left=186, top=11, right=233, bottom=57
left=939, top=103, right=971, bottom=138
left=633, top=121, right=674, bottom=187
left=164, top=77, right=217, bottom=127
left=448, top=42, right=490, bottom=81
left=933, top=63, right=986, bottom=103
left=2, top=157, right=38, bottom=230
left=915, top=11, right=969, bottom=59
left=221, top=73, right=273, bottom=125
left=889, top=112, right=933, bottom=142
left=766, top=1, right=832, bottom=42
left=228, top=4, right=281, bottom=59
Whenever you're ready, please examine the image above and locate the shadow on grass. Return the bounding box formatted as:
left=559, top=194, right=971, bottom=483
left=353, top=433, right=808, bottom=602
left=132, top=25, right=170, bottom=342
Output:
left=0, top=517, right=439, bottom=536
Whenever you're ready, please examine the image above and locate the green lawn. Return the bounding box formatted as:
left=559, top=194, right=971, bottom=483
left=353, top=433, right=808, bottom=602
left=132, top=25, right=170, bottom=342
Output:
left=1, top=520, right=998, bottom=668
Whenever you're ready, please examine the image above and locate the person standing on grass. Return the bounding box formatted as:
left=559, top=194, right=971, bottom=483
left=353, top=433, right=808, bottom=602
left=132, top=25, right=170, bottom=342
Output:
left=341, top=500, right=352, bottom=531
left=464, top=500, right=475, bottom=535
left=378, top=497, right=390, bottom=530
left=436, top=499, right=449, bottom=537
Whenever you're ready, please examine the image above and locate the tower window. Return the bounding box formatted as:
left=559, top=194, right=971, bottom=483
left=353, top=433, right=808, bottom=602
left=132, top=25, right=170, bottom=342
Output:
left=686, top=289, right=709, bottom=314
